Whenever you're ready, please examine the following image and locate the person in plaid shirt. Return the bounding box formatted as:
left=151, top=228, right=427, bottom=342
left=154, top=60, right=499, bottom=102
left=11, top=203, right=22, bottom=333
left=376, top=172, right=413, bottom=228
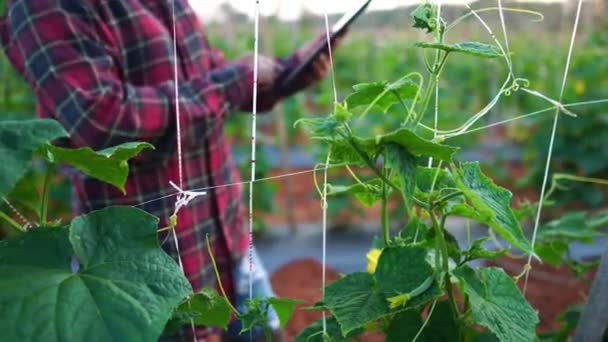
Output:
left=1, top=0, right=341, bottom=340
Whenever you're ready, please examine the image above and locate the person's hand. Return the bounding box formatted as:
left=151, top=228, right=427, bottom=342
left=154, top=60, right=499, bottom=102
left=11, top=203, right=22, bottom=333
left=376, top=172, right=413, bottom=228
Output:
left=292, top=31, right=348, bottom=89
left=235, top=53, right=284, bottom=91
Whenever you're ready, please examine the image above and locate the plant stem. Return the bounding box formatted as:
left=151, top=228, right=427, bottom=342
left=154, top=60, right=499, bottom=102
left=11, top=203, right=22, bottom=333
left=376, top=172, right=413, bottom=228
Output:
left=40, top=163, right=54, bottom=227
left=206, top=235, right=239, bottom=314
left=430, top=212, right=459, bottom=323
left=381, top=170, right=390, bottom=245
left=0, top=211, right=26, bottom=233
left=432, top=191, right=464, bottom=207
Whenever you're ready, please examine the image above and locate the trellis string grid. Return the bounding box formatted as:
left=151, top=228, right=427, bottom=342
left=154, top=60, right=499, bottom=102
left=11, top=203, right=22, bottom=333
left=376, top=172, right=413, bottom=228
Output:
left=1, top=0, right=601, bottom=339
left=103, top=0, right=600, bottom=311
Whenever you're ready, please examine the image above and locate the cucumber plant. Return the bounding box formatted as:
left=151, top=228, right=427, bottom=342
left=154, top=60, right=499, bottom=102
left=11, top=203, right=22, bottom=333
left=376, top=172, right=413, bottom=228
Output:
left=292, top=3, right=568, bottom=341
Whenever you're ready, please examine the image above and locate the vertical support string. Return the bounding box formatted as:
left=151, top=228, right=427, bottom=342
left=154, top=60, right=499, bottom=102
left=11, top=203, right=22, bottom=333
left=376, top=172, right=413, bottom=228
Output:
left=172, top=0, right=184, bottom=190
left=524, top=0, right=583, bottom=293
left=321, top=8, right=339, bottom=337
left=248, top=0, right=261, bottom=316
left=170, top=1, right=196, bottom=340
left=428, top=1, right=442, bottom=168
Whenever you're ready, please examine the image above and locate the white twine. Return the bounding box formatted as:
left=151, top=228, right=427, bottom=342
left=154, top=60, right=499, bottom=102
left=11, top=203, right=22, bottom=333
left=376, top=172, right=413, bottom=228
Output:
left=169, top=181, right=207, bottom=218
left=428, top=1, right=442, bottom=168
left=247, top=5, right=261, bottom=340
left=524, top=0, right=584, bottom=294
left=170, top=0, right=196, bottom=339
left=321, top=6, right=339, bottom=337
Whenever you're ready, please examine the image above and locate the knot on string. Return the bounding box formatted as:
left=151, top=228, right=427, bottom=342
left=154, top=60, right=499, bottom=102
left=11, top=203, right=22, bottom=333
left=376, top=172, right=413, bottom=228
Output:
left=169, top=181, right=207, bottom=218
left=520, top=88, right=579, bottom=118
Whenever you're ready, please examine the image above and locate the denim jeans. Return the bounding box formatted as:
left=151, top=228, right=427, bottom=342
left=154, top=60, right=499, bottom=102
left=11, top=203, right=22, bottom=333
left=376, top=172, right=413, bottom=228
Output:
left=225, top=246, right=280, bottom=340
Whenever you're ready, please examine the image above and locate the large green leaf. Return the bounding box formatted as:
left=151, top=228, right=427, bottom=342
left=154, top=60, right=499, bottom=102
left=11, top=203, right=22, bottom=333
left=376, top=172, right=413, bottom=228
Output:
left=385, top=143, right=417, bottom=210
left=375, top=246, right=435, bottom=297
left=374, top=129, right=458, bottom=161
left=321, top=272, right=387, bottom=335
left=0, top=119, right=67, bottom=197
left=267, top=297, right=304, bottom=328
left=0, top=206, right=192, bottom=342
left=416, top=166, right=456, bottom=193
left=295, top=115, right=342, bottom=140
left=327, top=179, right=383, bottom=207
left=330, top=128, right=457, bottom=167
left=345, top=78, right=419, bottom=113
left=454, top=267, right=539, bottom=342
left=321, top=256, right=440, bottom=336
left=452, top=162, right=532, bottom=254
left=39, top=142, right=154, bottom=193
left=415, top=41, right=502, bottom=58
left=386, top=309, right=423, bottom=342
left=424, top=300, right=461, bottom=341
left=537, top=212, right=598, bottom=242
left=386, top=301, right=459, bottom=342
left=175, top=288, right=231, bottom=329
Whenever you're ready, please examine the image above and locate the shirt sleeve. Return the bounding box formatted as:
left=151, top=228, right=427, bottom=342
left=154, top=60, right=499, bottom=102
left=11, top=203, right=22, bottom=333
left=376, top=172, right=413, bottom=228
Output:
left=6, top=1, right=253, bottom=150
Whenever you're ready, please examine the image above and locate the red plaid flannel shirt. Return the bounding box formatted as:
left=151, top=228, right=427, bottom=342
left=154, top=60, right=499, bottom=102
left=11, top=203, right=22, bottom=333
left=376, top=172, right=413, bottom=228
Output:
left=1, top=0, right=301, bottom=339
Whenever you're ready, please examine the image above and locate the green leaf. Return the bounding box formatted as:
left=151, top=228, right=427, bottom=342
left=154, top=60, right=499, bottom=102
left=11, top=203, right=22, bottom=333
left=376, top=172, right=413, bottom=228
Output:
left=327, top=179, right=383, bottom=207
left=537, top=212, right=597, bottom=243
left=39, top=142, right=154, bottom=193
left=454, top=267, right=539, bottom=342
left=386, top=309, right=423, bottom=342
left=295, top=316, right=363, bottom=342
left=411, top=2, right=440, bottom=33
left=345, top=79, right=419, bottom=113
left=416, top=166, right=456, bottom=193
left=0, top=119, right=67, bottom=198
left=452, top=162, right=532, bottom=254
left=464, top=238, right=508, bottom=262
left=330, top=128, right=457, bottom=166
left=375, top=129, right=458, bottom=161
left=414, top=41, right=502, bottom=58
left=319, top=273, right=439, bottom=336
left=424, top=301, right=461, bottom=341
left=321, top=272, right=388, bottom=335
left=375, top=246, right=435, bottom=297
left=534, top=241, right=569, bottom=266
left=386, top=301, right=459, bottom=342
left=238, top=297, right=266, bottom=335
left=295, top=116, right=341, bottom=140
left=6, top=171, right=41, bottom=216
left=318, top=247, right=442, bottom=336
left=176, top=288, right=231, bottom=329
left=267, top=297, right=304, bottom=329
left=0, top=206, right=192, bottom=341
left=385, top=143, right=417, bottom=210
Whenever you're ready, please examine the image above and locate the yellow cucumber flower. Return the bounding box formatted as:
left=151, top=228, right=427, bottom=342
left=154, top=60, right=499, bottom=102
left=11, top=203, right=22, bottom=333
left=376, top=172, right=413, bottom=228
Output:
left=366, top=248, right=383, bottom=273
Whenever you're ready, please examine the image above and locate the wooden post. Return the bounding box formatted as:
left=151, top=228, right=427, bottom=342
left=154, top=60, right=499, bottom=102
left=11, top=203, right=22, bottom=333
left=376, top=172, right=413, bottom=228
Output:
left=574, top=244, right=608, bottom=342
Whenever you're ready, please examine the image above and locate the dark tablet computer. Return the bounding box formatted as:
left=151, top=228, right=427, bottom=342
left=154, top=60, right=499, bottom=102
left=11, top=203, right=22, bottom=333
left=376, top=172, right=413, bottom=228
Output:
left=278, top=0, right=372, bottom=94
